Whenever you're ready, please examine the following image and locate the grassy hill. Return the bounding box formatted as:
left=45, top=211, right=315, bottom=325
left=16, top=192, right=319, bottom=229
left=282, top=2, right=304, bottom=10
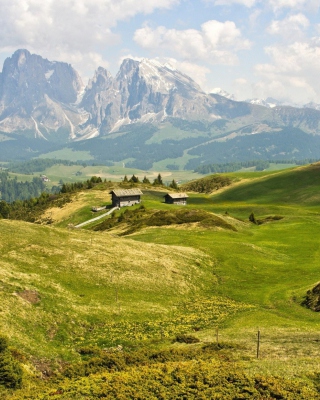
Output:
left=212, top=162, right=320, bottom=207
left=0, top=219, right=219, bottom=358
left=2, top=164, right=320, bottom=398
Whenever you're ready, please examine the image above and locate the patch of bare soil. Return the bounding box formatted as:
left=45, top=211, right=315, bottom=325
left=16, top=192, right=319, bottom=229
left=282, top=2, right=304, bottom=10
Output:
left=17, top=290, right=41, bottom=304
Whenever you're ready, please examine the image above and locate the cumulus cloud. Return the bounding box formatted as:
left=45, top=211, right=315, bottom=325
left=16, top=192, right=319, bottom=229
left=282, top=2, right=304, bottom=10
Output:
left=0, top=0, right=179, bottom=78
left=268, top=13, right=310, bottom=40
left=267, top=0, right=319, bottom=13
left=234, top=78, right=248, bottom=85
left=160, top=58, right=211, bottom=89
left=134, top=20, right=251, bottom=65
left=254, top=39, right=320, bottom=103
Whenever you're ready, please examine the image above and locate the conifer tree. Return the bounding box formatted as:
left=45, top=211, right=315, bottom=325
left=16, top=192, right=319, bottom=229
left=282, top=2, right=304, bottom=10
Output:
left=153, top=173, right=163, bottom=186
left=249, top=212, right=257, bottom=224
left=129, top=175, right=139, bottom=183
left=169, top=179, right=178, bottom=189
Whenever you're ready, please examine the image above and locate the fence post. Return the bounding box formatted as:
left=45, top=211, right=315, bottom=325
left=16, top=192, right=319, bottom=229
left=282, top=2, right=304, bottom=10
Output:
left=257, top=329, right=260, bottom=359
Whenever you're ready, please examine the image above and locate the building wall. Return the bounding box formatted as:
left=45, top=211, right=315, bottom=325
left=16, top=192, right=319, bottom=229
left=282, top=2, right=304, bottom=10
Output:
left=112, top=194, right=141, bottom=207
left=173, top=199, right=187, bottom=205
left=164, top=196, right=187, bottom=205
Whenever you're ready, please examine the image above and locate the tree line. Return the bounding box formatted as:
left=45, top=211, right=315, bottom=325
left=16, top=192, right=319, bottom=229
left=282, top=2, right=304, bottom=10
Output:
left=60, top=176, right=103, bottom=193
left=194, top=158, right=320, bottom=174
left=123, top=174, right=178, bottom=189
left=0, top=172, right=46, bottom=202
left=0, top=176, right=106, bottom=221
left=7, top=158, right=86, bottom=174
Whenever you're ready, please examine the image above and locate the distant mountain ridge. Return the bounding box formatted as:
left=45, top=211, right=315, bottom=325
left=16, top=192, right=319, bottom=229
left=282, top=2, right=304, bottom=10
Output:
left=79, top=58, right=225, bottom=136
left=1, top=49, right=320, bottom=166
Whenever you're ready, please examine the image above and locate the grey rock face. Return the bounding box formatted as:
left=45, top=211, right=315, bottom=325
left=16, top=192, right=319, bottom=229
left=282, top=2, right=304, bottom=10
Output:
left=0, top=49, right=84, bottom=140
left=80, top=58, right=223, bottom=134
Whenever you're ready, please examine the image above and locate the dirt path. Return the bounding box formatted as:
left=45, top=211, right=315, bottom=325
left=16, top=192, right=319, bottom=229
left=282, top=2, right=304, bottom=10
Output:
left=75, top=207, right=118, bottom=228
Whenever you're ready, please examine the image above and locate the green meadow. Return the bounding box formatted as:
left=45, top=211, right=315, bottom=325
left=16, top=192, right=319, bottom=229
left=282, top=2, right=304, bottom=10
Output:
left=2, top=163, right=320, bottom=398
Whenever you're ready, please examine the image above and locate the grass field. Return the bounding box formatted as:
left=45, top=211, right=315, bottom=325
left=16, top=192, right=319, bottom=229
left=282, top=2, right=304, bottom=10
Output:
left=2, top=163, right=320, bottom=398
left=25, top=164, right=205, bottom=188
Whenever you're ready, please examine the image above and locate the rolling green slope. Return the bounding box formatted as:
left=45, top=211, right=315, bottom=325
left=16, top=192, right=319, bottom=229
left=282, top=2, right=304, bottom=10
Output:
left=2, top=165, right=320, bottom=398
left=212, top=162, right=320, bottom=207
left=0, top=219, right=224, bottom=359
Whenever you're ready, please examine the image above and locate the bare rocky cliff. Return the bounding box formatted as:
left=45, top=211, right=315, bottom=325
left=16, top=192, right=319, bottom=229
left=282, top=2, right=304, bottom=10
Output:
left=0, top=49, right=85, bottom=140
left=79, top=58, right=224, bottom=134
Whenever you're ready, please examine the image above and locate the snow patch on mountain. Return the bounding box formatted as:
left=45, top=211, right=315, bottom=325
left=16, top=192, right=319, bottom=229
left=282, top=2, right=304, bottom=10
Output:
left=45, top=70, right=54, bottom=80
left=211, top=88, right=236, bottom=101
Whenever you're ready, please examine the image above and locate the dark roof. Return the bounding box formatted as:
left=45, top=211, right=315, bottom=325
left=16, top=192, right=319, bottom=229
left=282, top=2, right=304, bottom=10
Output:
left=110, top=189, right=143, bottom=197
left=164, top=193, right=188, bottom=199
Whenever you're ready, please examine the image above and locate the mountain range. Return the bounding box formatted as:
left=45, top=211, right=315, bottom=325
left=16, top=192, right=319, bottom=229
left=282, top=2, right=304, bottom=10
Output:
left=1, top=49, right=320, bottom=168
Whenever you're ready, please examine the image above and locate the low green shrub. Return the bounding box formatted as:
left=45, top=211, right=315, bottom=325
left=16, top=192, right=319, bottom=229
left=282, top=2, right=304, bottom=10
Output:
left=174, top=334, right=200, bottom=344
left=0, top=335, right=23, bottom=389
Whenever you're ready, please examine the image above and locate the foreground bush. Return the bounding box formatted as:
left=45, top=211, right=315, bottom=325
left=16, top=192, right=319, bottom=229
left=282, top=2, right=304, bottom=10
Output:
left=27, top=359, right=319, bottom=399
left=0, top=335, right=23, bottom=389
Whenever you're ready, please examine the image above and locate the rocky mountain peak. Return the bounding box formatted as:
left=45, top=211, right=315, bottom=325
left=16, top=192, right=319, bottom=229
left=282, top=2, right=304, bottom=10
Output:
left=0, top=49, right=84, bottom=139
left=79, top=56, right=215, bottom=134
left=0, top=49, right=83, bottom=106
left=11, top=48, right=30, bottom=68
left=117, top=58, right=140, bottom=80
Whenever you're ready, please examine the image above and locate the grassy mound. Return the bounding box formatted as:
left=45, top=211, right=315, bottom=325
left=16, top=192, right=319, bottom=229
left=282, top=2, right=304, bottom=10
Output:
left=93, top=206, right=237, bottom=235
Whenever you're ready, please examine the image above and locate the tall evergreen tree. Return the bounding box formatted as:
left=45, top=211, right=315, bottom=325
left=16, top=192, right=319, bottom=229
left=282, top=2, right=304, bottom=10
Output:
left=129, top=175, right=139, bottom=183
left=153, top=173, right=163, bottom=186
left=169, top=179, right=178, bottom=189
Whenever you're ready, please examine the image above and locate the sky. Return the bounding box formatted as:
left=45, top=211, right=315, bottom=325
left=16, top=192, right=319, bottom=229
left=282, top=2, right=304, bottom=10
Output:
left=0, top=0, right=320, bottom=105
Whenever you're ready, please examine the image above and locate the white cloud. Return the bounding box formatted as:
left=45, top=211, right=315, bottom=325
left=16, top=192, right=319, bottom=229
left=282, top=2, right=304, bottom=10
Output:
left=0, top=0, right=179, bottom=78
left=134, top=20, right=251, bottom=65
left=234, top=78, right=248, bottom=85
left=267, top=0, right=319, bottom=13
left=205, top=0, right=257, bottom=7
left=268, top=13, right=310, bottom=40
left=160, top=58, right=211, bottom=89
left=254, top=39, right=320, bottom=103
left=205, top=0, right=319, bottom=14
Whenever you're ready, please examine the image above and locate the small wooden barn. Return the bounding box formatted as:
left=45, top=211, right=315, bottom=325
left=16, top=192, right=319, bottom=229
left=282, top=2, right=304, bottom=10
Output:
left=110, top=189, right=143, bottom=208
left=164, top=193, right=188, bottom=205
